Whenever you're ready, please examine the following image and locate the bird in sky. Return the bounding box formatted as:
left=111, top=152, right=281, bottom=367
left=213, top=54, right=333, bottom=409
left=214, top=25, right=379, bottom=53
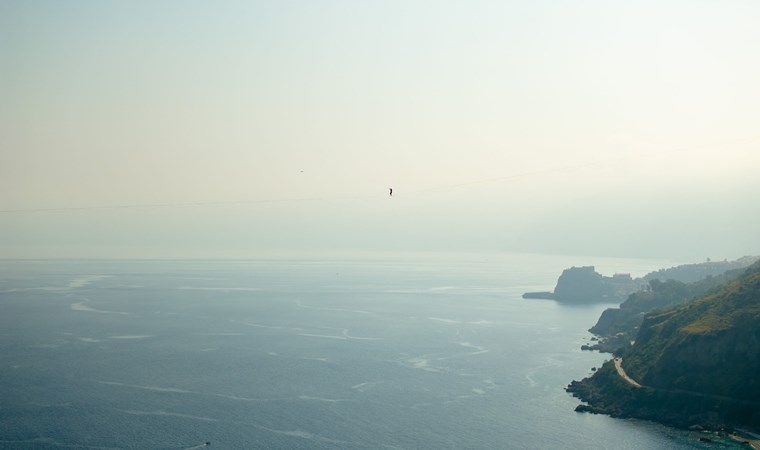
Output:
left=389, top=188, right=393, bottom=196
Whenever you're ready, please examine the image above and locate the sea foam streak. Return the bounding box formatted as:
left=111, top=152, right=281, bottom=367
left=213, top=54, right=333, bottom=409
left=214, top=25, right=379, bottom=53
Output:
left=458, top=341, right=489, bottom=355
left=120, top=409, right=218, bottom=422
left=254, top=425, right=353, bottom=445
left=351, top=381, right=383, bottom=392
left=70, top=300, right=129, bottom=315
left=98, top=380, right=298, bottom=403
left=0, top=437, right=119, bottom=450
left=98, top=381, right=192, bottom=393
left=68, top=275, right=111, bottom=289
left=108, top=335, right=152, bottom=339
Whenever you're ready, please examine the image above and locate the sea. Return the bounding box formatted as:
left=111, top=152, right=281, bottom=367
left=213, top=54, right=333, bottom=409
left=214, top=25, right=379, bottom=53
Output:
left=0, top=253, right=745, bottom=449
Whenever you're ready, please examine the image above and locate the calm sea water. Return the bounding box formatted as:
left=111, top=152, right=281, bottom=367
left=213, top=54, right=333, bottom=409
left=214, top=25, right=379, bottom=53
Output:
left=0, top=254, right=742, bottom=449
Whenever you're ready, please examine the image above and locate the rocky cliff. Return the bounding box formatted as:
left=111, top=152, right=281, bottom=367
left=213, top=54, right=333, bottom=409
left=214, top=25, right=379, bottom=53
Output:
left=523, top=266, right=642, bottom=304
left=568, top=260, right=760, bottom=431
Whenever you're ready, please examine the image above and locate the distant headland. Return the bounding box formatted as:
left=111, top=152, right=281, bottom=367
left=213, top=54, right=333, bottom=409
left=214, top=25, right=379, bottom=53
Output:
left=523, top=256, right=759, bottom=305
left=522, top=266, right=642, bottom=304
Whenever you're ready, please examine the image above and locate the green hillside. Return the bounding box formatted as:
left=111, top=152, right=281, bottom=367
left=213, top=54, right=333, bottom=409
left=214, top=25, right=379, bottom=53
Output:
left=588, top=268, right=746, bottom=353
left=624, top=260, right=760, bottom=400
left=568, top=260, right=760, bottom=430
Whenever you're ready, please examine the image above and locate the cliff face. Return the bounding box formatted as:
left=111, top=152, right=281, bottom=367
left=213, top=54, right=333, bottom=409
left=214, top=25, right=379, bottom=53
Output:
left=523, top=266, right=641, bottom=303
left=640, top=324, right=760, bottom=399
left=568, top=260, right=760, bottom=430
left=554, top=266, right=642, bottom=303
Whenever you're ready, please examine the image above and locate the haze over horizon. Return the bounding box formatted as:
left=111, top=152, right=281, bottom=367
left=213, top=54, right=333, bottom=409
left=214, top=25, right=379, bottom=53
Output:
left=2, top=1, right=758, bottom=261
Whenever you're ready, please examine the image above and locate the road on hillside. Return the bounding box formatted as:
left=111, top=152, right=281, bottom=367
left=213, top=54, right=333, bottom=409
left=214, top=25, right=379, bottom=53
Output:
left=613, top=357, right=760, bottom=406
left=614, top=357, right=642, bottom=388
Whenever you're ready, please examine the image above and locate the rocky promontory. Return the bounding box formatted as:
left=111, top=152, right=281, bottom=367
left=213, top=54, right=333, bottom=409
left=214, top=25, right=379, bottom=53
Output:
left=523, top=266, right=643, bottom=304
left=524, top=257, right=759, bottom=308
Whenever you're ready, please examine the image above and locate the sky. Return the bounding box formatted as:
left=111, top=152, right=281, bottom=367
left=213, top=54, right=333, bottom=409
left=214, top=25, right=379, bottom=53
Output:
left=1, top=0, right=759, bottom=260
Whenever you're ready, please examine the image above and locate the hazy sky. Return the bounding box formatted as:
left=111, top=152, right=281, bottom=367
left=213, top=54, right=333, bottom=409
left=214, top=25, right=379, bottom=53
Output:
left=2, top=0, right=759, bottom=260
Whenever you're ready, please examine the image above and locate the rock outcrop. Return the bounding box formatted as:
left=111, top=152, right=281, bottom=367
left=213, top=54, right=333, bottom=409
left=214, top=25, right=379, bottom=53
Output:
left=523, top=266, right=643, bottom=304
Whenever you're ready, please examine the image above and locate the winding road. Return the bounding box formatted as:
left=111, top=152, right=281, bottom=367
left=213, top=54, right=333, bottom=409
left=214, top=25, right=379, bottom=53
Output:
left=614, top=357, right=760, bottom=406
left=613, top=357, right=642, bottom=388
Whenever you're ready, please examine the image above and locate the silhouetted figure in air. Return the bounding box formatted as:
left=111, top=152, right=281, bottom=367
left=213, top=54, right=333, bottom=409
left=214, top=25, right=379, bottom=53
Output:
left=389, top=188, right=393, bottom=196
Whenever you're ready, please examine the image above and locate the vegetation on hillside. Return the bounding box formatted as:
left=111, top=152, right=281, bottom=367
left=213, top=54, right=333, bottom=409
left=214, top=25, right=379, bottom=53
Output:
left=588, top=268, right=746, bottom=353
left=623, top=261, right=760, bottom=399
left=568, top=260, right=760, bottom=431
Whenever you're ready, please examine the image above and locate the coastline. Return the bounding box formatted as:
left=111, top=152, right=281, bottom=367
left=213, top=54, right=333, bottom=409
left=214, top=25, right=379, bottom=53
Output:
left=569, top=258, right=760, bottom=438
left=731, top=430, right=760, bottom=449
left=567, top=360, right=760, bottom=433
